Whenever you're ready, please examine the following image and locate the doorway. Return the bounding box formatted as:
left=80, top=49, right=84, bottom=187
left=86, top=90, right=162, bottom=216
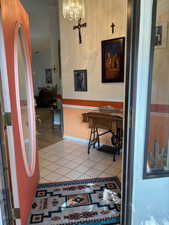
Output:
left=19, top=1, right=124, bottom=224
left=20, top=0, right=125, bottom=186
left=1, top=0, right=169, bottom=224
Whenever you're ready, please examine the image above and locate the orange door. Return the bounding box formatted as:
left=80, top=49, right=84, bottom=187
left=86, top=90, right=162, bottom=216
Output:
left=0, top=0, right=39, bottom=225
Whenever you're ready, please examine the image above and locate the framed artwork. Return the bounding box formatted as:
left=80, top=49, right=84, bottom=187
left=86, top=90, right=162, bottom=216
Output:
left=74, top=70, right=87, bottom=92
left=155, top=23, right=168, bottom=49
left=102, top=37, right=125, bottom=83
left=45, top=69, right=53, bottom=84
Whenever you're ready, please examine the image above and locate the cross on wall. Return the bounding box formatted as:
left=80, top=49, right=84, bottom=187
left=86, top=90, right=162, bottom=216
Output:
left=73, top=18, right=87, bottom=44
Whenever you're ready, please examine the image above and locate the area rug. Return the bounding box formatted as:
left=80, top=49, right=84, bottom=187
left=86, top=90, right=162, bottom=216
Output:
left=28, top=177, right=121, bottom=225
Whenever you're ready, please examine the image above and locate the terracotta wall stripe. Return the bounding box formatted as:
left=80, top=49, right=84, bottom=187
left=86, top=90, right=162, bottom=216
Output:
left=63, top=99, right=123, bottom=108
left=62, top=100, right=169, bottom=113
left=151, top=104, right=169, bottom=114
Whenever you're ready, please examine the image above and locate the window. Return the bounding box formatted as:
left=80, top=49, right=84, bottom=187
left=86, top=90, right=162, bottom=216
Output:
left=144, top=0, right=169, bottom=178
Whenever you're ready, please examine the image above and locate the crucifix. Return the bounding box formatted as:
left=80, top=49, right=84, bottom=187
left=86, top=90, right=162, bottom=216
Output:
left=73, top=18, right=87, bottom=44
left=111, top=22, right=116, bottom=34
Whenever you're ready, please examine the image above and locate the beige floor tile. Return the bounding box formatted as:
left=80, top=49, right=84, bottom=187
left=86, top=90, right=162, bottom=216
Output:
left=85, top=168, right=101, bottom=177
left=71, top=151, right=85, bottom=157
left=98, top=172, right=113, bottom=178
left=70, top=157, right=86, bottom=164
left=45, top=172, right=63, bottom=182
left=55, top=167, right=72, bottom=176
left=63, top=155, right=78, bottom=161
left=39, top=153, right=47, bottom=160
left=39, top=177, right=48, bottom=184
left=97, top=173, right=110, bottom=178
left=102, top=170, right=114, bottom=176
left=40, top=168, right=51, bottom=177
left=46, top=155, right=60, bottom=163
left=78, top=174, right=93, bottom=180
left=39, top=156, right=45, bottom=162
left=103, top=167, right=116, bottom=174
left=74, top=165, right=90, bottom=174
left=40, top=159, right=52, bottom=167
left=39, top=148, right=49, bottom=154
left=39, top=140, right=122, bottom=183
left=56, top=159, right=71, bottom=166
left=57, top=176, right=72, bottom=182
left=39, top=164, right=46, bottom=170
left=91, top=163, right=109, bottom=171
left=65, top=162, right=81, bottom=169
left=101, top=158, right=115, bottom=165
left=66, top=171, right=83, bottom=180
left=81, top=160, right=97, bottom=168
left=46, top=163, right=62, bottom=172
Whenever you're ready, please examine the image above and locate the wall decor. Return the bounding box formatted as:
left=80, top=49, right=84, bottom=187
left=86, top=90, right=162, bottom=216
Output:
left=111, top=22, right=116, bottom=34
left=102, top=37, right=125, bottom=83
left=74, top=70, right=87, bottom=92
left=73, top=18, right=87, bottom=44
left=155, top=23, right=168, bottom=48
left=45, top=69, right=53, bottom=84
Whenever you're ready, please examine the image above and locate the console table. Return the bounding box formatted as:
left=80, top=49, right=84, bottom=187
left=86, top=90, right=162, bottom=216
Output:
left=83, top=111, right=123, bottom=161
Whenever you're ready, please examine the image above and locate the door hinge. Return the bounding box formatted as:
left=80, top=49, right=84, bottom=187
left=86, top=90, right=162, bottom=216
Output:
left=12, top=208, right=21, bottom=220
left=4, top=112, right=12, bottom=126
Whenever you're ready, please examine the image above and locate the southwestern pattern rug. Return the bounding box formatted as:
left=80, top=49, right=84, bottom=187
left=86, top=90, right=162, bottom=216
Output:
left=28, top=177, right=121, bottom=225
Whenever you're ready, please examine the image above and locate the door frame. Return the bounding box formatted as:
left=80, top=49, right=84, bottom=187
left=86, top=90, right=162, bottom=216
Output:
left=122, top=0, right=141, bottom=224
left=0, top=11, right=21, bottom=225
left=0, top=86, right=13, bottom=225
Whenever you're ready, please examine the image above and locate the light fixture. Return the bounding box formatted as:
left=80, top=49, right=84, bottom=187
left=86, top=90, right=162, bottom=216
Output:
left=62, top=0, right=85, bottom=22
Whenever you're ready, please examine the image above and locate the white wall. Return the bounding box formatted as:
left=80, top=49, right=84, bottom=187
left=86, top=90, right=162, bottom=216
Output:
left=59, top=0, right=127, bottom=102
left=32, top=47, right=51, bottom=96
left=49, top=5, right=62, bottom=95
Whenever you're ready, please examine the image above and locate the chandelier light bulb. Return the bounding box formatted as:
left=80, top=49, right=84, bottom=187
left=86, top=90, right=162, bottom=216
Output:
left=63, top=0, right=85, bottom=22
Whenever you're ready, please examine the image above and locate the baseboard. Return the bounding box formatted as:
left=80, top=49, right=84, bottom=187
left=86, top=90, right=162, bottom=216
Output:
left=64, top=136, right=89, bottom=144
left=63, top=136, right=103, bottom=147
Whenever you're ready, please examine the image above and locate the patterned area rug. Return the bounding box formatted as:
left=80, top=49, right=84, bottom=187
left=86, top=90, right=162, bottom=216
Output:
left=28, top=177, right=121, bottom=225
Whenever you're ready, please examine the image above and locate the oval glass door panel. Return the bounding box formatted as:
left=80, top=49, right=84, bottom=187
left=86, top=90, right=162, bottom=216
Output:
left=16, top=27, right=36, bottom=176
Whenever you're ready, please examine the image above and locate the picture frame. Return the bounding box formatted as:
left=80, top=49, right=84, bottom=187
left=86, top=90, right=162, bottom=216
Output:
left=155, top=23, right=168, bottom=49
left=74, top=70, right=87, bottom=92
left=102, top=37, right=125, bottom=83
left=45, top=69, right=53, bottom=84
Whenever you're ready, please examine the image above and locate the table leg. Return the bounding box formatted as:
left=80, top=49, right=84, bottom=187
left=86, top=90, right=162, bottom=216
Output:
left=96, top=128, right=100, bottom=149
left=88, top=127, right=99, bottom=154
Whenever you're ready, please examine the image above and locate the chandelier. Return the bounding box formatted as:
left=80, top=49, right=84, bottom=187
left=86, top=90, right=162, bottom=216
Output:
left=62, top=0, right=85, bottom=22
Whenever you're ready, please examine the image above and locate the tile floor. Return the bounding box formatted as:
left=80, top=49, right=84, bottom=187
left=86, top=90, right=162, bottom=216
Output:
left=36, top=108, right=62, bottom=149
left=39, top=139, right=122, bottom=183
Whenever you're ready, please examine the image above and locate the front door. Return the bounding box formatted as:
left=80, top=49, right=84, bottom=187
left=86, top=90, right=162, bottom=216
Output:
left=123, top=0, right=169, bottom=224
left=0, top=1, right=39, bottom=225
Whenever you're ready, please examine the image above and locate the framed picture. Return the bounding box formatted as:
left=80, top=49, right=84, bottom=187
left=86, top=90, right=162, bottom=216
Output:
left=45, top=69, right=53, bottom=84
left=74, top=70, right=87, bottom=92
left=102, top=37, right=125, bottom=83
left=155, top=23, right=168, bottom=49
